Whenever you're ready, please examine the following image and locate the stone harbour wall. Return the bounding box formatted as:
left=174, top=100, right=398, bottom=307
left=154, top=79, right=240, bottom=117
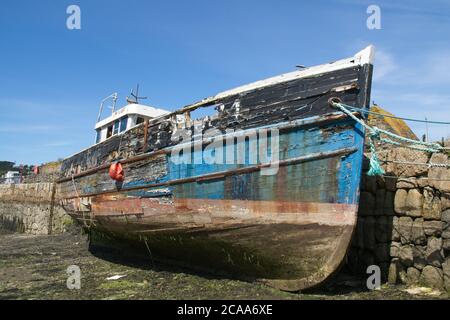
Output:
left=347, top=147, right=450, bottom=292
left=22, top=161, right=62, bottom=184
left=0, top=183, right=72, bottom=235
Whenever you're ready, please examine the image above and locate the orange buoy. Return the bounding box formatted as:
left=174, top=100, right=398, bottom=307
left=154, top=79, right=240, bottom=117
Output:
left=109, top=162, right=124, bottom=182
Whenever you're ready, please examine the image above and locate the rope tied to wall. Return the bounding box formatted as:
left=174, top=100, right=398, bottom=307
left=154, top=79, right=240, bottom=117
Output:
left=328, top=98, right=449, bottom=176
left=367, top=132, right=385, bottom=176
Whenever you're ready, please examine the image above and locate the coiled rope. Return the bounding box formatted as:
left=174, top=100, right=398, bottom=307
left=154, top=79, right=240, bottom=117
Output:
left=328, top=99, right=449, bottom=176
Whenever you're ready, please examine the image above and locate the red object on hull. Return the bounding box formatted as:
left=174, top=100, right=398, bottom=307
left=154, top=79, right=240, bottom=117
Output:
left=109, top=162, right=124, bottom=182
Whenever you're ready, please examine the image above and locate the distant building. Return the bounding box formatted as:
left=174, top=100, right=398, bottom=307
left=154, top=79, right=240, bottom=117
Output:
left=2, top=171, right=20, bottom=184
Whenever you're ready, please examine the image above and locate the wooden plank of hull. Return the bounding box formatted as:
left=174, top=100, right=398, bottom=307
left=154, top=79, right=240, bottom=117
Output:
left=65, top=197, right=357, bottom=292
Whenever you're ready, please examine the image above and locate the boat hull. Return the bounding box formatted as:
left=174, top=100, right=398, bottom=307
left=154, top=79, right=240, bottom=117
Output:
left=69, top=197, right=356, bottom=291
left=57, top=47, right=373, bottom=291
left=61, top=114, right=365, bottom=291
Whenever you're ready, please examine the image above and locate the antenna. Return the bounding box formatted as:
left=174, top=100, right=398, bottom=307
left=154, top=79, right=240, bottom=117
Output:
left=126, top=84, right=147, bottom=104
left=97, top=92, right=118, bottom=123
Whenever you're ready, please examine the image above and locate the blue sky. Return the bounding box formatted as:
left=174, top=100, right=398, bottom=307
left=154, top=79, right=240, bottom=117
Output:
left=1, top=0, right=450, bottom=165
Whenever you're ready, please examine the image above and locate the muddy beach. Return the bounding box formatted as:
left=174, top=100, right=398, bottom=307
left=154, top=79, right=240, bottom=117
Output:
left=0, top=228, right=447, bottom=300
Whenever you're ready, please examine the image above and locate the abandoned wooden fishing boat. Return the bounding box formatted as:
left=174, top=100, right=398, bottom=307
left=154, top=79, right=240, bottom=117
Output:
left=57, top=46, right=374, bottom=291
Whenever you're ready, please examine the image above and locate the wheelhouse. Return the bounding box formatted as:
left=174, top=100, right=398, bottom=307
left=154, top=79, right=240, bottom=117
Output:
left=95, top=103, right=170, bottom=144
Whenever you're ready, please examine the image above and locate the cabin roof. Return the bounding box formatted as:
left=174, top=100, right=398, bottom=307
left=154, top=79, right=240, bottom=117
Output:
left=95, top=103, right=170, bottom=129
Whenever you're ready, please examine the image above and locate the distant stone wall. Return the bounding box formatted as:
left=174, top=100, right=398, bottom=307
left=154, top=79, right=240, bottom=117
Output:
left=0, top=183, right=72, bottom=235
left=347, top=147, right=450, bottom=292
left=22, top=161, right=62, bottom=184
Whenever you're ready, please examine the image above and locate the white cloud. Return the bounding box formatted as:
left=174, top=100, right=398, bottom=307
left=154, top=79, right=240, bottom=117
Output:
left=40, top=141, right=72, bottom=148
left=0, top=125, right=62, bottom=133
left=421, top=51, right=450, bottom=85
left=0, top=99, right=41, bottom=109
left=392, top=92, right=450, bottom=108
left=373, top=48, right=450, bottom=87
left=372, top=49, right=397, bottom=82
left=372, top=90, right=450, bottom=141
left=371, top=48, right=450, bottom=133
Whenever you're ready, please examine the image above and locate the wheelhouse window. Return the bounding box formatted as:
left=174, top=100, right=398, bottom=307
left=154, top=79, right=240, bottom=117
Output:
left=119, top=116, right=128, bottom=133
left=95, top=129, right=101, bottom=143
left=106, top=125, right=113, bottom=138
left=136, top=117, right=145, bottom=125
left=113, top=120, right=120, bottom=135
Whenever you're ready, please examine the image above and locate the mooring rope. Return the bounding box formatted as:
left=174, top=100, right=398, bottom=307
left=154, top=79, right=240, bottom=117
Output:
left=330, top=100, right=449, bottom=176
left=342, top=104, right=450, bottom=125
left=381, top=159, right=450, bottom=168
left=362, top=173, right=450, bottom=182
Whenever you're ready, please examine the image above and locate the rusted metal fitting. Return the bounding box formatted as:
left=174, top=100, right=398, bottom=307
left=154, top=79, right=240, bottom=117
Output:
left=328, top=97, right=342, bottom=108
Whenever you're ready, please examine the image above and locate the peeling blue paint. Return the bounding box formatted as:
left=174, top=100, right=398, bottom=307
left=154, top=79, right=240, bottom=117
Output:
left=121, top=115, right=365, bottom=205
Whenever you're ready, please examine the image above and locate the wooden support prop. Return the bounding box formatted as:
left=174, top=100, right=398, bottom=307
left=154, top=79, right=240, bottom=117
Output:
left=47, top=183, right=57, bottom=235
